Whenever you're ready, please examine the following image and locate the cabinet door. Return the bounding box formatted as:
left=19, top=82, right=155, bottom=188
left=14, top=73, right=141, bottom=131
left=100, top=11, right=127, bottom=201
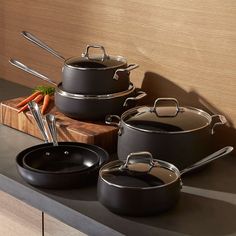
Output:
left=44, top=213, right=86, bottom=236
left=0, top=191, right=42, bottom=236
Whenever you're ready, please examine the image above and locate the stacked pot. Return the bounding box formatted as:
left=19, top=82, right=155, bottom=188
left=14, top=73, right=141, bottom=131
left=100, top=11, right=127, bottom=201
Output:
left=54, top=44, right=146, bottom=120
left=10, top=31, right=146, bottom=121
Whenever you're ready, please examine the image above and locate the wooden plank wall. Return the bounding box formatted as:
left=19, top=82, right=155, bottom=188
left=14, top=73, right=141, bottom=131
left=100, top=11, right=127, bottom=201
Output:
left=1, top=0, right=236, bottom=150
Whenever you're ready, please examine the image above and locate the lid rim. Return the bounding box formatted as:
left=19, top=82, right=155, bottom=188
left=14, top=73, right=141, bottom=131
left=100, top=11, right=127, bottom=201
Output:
left=120, top=105, right=212, bottom=134
left=99, top=159, right=181, bottom=189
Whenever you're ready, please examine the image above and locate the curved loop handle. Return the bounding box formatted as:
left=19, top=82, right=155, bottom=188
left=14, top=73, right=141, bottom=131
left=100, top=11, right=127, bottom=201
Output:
left=151, top=98, right=180, bottom=117
left=105, top=115, right=121, bottom=127
left=180, top=146, right=234, bottom=175
left=9, top=59, right=57, bottom=86
left=28, top=101, right=49, bottom=143
left=211, top=115, right=227, bottom=135
left=21, top=31, right=65, bottom=61
left=113, top=64, right=139, bottom=80
left=81, top=44, right=109, bottom=61
left=122, top=151, right=157, bottom=169
left=123, top=91, right=147, bottom=107
left=45, top=114, right=58, bottom=146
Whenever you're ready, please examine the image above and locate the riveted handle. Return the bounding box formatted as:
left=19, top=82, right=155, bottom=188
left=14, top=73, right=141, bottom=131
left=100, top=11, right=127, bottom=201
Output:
left=113, top=64, right=139, bottom=80
left=123, top=91, right=147, bottom=107
left=151, top=98, right=180, bottom=117
left=81, top=44, right=109, bottom=61
left=211, top=115, right=227, bottom=135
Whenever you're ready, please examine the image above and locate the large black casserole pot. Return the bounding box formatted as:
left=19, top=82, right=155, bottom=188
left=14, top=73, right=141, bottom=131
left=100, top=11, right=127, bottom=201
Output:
left=98, top=147, right=233, bottom=216
left=106, top=98, right=228, bottom=170
left=21, top=31, right=139, bottom=94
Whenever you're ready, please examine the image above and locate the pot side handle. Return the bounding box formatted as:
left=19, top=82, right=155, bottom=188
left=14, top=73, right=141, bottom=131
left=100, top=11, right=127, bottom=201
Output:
left=113, top=64, right=139, bottom=80
left=123, top=91, right=147, bottom=107
left=105, top=115, right=121, bottom=127
left=211, top=114, right=227, bottom=135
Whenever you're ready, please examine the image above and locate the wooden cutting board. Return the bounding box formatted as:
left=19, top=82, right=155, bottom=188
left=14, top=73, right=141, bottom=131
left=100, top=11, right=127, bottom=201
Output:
left=0, top=97, right=118, bottom=153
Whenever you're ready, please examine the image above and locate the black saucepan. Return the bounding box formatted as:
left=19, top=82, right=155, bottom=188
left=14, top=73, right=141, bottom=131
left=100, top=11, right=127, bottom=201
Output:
left=16, top=142, right=110, bottom=189
left=106, top=98, right=227, bottom=170
left=21, top=31, right=139, bottom=94
left=98, top=147, right=233, bottom=216
left=9, top=59, right=146, bottom=121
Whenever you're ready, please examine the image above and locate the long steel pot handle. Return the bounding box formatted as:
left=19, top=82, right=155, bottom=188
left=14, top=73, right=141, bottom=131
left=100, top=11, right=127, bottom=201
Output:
left=21, top=31, right=65, bottom=61
left=45, top=114, right=58, bottom=146
left=180, top=146, right=234, bottom=175
left=9, top=59, right=57, bottom=86
left=211, top=114, right=227, bottom=135
left=123, top=91, right=147, bottom=107
left=113, top=64, right=139, bottom=80
left=28, top=101, right=50, bottom=143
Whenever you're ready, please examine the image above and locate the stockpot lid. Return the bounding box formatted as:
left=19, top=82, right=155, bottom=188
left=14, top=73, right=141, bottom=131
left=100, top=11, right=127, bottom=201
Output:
left=100, top=152, right=180, bottom=189
left=121, top=98, right=212, bottom=133
left=65, top=44, right=127, bottom=70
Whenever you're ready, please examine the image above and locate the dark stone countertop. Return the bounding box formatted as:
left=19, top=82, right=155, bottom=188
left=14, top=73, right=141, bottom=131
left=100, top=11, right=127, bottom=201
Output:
left=0, top=79, right=236, bottom=236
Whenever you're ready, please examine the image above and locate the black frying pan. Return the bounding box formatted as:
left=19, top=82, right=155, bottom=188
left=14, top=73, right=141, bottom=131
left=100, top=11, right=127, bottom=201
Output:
left=16, top=142, right=109, bottom=189
left=22, top=144, right=100, bottom=174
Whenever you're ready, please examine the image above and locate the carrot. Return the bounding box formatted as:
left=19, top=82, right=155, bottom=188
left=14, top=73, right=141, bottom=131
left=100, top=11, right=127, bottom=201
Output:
left=16, top=91, right=42, bottom=108
left=41, top=94, right=51, bottom=115
left=18, top=94, right=44, bottom=113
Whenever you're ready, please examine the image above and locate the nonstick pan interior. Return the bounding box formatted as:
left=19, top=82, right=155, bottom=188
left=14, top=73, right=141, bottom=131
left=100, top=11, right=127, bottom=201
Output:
left=16, top=142, right=110, bottom=189
left=23, top=144, right=100, bottom=174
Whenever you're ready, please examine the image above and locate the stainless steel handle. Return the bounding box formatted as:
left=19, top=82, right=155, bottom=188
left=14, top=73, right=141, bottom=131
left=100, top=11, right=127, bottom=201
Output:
left=123, top=91, right=147, bottom=107
left=28, top=101, right=49, bottom=143
left=9, top=59, right=57, bottom=86
left=81, top=44, right=109, bottom=61
left=113, top=64, right=139, bottom=80
left=211, top=114, right=227, bottom=135
left=45, top=114, right=58, bottom=146
left=151, top=98, right=180, bottom=117
left=180, top=146, right=234, bottom=175
left=105, top=115, right=121, bottom=127
left=21, top=31, right=65, bottom=61
left=122, top=151, right=158, bottom=169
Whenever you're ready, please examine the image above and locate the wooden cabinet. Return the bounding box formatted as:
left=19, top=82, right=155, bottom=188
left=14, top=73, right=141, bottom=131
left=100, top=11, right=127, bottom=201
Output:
left=44, top=213, right=86, bottom=236
left=0, top=191, right=86, bottom=236
left=0, top=191, right=42, bottom=236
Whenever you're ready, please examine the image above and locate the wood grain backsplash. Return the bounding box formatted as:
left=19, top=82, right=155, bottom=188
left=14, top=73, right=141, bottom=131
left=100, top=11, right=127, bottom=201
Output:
left=1, top=0, right=236, bottom=149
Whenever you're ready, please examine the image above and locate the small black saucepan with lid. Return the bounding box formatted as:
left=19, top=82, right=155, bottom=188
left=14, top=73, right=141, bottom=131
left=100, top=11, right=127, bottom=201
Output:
left=21, top=31, right=139, bottom=94
left=97, top=147, right=233, bottom=216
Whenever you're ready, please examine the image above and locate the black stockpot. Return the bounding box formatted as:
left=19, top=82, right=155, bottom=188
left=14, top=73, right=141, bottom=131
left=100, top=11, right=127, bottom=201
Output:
left=106, top=98, right=227, bottom=170
left=55, top=83, right=146, bottom=121
left=98, top=147, right=233, bottom=216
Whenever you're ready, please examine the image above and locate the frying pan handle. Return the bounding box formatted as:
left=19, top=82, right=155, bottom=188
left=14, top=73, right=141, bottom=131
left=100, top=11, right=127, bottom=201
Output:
left=113, top=64, right=139, bottom=80
left=123, top=91, right=147, bottom=107
left=151, top=98, right=181, bottom=117
left=180, top=146, right=234, bottom=175
left=81, top=44, right=109, bottom=61
left=46, top=114, right=58, bottom=146
left=211, top=115, right=227, bottom=135
left=21, top=31, right=65, bottom=61
left=28, top=101, right=50, bottom=143
left=9, top=59, right=57, bottom=86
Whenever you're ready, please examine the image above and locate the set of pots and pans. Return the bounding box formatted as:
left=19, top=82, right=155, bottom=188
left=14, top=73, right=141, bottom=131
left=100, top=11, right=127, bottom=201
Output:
left=12, top=32, right=234, bottom=216
left=10, top=31, right=146, bottom=120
